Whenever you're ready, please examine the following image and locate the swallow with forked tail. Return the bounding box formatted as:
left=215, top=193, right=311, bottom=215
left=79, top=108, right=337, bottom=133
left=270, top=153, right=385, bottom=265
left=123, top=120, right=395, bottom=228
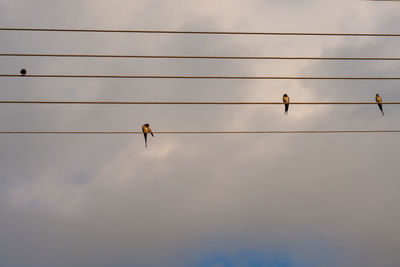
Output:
left=375, top=93, right=384, bottom=116
left=283, top=94, right=290, bottom=115
left=142, top=123, right=154, bottom=147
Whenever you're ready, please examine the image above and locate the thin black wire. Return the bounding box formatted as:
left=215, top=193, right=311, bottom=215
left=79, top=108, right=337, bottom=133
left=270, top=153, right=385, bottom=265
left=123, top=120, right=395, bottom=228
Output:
left=0, top=130, right=399, bottom=135
left=2, top=53, right=400, bottom=61
left=1, top=27, right=400, bottom=37
left=3, top=74, right=400, bottom=80
left=0, top=101, right=397, bottom=105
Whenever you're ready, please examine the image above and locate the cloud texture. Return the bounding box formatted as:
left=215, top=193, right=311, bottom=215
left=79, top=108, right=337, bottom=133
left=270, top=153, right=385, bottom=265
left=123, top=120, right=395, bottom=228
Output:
left=1, top=0, right=400, bottom=266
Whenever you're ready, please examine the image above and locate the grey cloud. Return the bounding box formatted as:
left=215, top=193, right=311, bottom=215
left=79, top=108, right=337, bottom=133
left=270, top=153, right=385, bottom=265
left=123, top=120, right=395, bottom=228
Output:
left=1, top=1, right=400, bottom=267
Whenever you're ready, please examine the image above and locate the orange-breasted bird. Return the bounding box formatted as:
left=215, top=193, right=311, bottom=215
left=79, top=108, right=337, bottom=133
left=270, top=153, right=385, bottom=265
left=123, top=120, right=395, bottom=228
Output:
left=282, top=94, right=290, bottom=115
left=375, top=93, right=384, bottom=116
left=142, top=123, right=154, bottom=147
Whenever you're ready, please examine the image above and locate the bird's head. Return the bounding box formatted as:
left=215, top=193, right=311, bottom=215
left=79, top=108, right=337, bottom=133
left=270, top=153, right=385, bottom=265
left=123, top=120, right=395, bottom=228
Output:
left=144, top=123, right=150, bottom=127
left=283, top=94, right=288, bottom=97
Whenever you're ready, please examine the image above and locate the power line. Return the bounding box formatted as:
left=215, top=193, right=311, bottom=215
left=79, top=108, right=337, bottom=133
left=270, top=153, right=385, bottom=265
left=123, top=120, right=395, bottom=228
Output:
left=0, top=130, right=399, bottom=134
left=0, top=101, right=398, bottom=105
left=1, top=27, right=400, bottom=37
left=3, top=74, right=400, bottom=80
left=2, top=53, right=400, bottom=61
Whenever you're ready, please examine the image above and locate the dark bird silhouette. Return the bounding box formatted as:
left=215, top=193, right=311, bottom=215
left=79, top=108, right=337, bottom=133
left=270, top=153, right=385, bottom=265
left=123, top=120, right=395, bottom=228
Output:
left=20, top=69, right=27, bottom=76
left=142, top=123, right=154, bottom=147
left=282, top=94, right=290, bottom=115
left=375, top=93, right=384, bottom=116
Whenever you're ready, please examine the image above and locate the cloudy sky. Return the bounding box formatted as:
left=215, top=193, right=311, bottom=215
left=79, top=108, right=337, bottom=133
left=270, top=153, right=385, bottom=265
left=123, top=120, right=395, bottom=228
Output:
left=1, top=0, right=400, bottom=266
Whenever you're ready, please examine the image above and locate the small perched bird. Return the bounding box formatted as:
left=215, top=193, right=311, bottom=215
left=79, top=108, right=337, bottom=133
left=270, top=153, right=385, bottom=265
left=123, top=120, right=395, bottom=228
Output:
left=142, top=123, right=154, bottom=148
left=375, top=93, right=384, bottom=116
left=282, top=94, right=290, bottom=115
left=20, top=69, right=27, bottom=76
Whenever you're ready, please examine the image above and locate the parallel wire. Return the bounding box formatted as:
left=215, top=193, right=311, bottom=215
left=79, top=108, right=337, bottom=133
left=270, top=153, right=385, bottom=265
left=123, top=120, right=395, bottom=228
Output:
left=2, top=53, right=400, bottom=61
left=3, top=74, right=400, bottom=80
left=1, top=29, right=398, bottom=135
left=0, top=130, right=399, bottom=134
left=0, top=101, right=398, bottom=105
left=1, top=27, right=400, bottom=37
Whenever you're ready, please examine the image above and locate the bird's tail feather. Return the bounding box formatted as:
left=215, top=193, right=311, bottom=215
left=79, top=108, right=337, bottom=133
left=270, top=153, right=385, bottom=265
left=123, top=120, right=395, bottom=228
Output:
left=378, top=104, right=384, bottom=116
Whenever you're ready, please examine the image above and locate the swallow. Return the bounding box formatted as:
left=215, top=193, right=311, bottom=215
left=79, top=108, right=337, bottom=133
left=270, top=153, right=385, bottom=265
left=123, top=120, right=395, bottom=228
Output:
left=375, top=93, right=384, bottom=116
left=282, top=94, right=290, bottom=115
left=142, top=123, right=154, bottom=147
left=20, top=69, right=27, bottom=76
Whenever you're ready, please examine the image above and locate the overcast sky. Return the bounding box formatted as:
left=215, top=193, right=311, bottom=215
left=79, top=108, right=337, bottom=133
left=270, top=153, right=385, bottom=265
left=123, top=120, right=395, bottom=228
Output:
left=1, top=0, right=400, bottom=266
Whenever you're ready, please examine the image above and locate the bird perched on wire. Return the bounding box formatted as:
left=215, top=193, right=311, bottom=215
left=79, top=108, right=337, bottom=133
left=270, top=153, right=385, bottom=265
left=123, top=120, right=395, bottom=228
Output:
left=142, top=123, right=154, bottom=147
left=20, top=69, right=27, bottom=76
left=282, top=94, right=290, bottom=115
left=375, top=93, right=384, bottom=116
